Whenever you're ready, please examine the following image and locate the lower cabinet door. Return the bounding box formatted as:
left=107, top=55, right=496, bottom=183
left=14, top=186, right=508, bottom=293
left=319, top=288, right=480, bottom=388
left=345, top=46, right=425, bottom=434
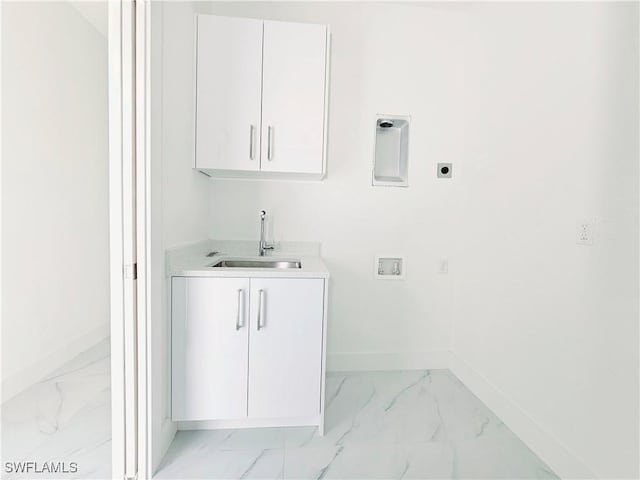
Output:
left=172, top=277, right=250, bottom=421
left=248, top=278, right=325, bottom=418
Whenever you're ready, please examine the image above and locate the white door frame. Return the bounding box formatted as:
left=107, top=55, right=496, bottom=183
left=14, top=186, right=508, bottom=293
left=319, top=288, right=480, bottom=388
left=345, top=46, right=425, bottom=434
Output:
left=108, top=0, right=150, bottom=478
left=134, top=0, right=151, bottom=477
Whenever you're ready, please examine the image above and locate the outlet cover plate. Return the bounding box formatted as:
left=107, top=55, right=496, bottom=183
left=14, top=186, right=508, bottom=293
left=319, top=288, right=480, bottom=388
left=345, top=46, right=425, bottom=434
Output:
left=576, top=220, right=593, bottom=245
left=438, top=163, right=452, bottom=178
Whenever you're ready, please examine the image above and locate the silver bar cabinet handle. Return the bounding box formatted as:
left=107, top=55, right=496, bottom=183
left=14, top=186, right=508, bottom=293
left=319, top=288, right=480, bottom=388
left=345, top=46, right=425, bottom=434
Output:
left=267, top=126, right=273, bottom=161
left=236, top=289, right=243, bottom=330
left=257, top=289, right=265, bottom=330
left=249, top=125, right=254, bottom=160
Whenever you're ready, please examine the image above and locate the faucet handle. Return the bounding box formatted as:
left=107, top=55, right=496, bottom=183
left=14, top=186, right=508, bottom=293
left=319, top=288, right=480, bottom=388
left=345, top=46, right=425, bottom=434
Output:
left=260, top=210, right=266, bottom=219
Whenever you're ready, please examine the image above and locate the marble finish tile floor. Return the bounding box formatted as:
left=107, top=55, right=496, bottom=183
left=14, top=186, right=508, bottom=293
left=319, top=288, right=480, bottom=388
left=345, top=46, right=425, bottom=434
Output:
left=1, top=339, right=111, bottom=479
left=155, top=370, right=558, bottom=480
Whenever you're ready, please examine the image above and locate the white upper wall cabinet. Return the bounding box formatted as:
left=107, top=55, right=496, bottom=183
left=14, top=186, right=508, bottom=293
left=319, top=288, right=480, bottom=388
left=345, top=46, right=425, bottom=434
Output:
left=195, top=15, right=329, bottom=179
left=260, top=21, right=328, bottom=175
left=195, top=15, right=263, bottom=172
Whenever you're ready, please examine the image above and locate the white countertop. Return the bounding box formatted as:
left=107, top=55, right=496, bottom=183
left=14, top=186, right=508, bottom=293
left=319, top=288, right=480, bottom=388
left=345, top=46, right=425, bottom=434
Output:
left=166, top=239, right=330, bottom=279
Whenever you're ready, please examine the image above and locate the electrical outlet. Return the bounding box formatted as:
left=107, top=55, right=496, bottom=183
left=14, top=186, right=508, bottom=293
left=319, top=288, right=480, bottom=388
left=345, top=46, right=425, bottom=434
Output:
left=437, top=163, right=452, bottom=178
left=439, top=260, right=449, bottom=274
left=576, top=220, right=593, bottom=246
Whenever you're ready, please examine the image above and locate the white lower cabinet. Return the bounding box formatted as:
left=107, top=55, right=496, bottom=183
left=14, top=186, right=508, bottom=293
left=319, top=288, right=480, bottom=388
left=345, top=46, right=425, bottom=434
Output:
left=172, top=276, right=326, bottom=427
left=248, top=278, right=324, bottom=418
left=171, top=277, right=250, bottom=421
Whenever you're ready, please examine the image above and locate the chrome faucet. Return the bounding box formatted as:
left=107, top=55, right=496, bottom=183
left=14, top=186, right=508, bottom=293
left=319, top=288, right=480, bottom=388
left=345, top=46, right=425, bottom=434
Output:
left=259, top=210, right=274, bottom=256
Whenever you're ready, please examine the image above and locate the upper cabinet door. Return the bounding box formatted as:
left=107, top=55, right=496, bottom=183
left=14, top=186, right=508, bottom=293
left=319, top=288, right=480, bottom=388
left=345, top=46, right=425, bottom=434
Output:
left=195, top=16, right=263, bottom=171
left=261, top=21, right=327, bottom=175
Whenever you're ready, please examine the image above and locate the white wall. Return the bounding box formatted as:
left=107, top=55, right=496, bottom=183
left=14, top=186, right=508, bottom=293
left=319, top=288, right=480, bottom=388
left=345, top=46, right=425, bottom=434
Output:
left=158, top=3, right=210, bottom=251
left=206, top=2, right=466, bottom=369
left=1, top=1, right=109, bottom=401
left=452, top=3, right=639, bottom=478
left=149, top=1, right=212, bottom=471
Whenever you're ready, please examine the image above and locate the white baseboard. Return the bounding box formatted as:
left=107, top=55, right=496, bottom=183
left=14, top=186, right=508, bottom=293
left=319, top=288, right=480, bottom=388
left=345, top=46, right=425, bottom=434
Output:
left=1, top=322, right=110, bottom=403
left=326, top=350, right=450, bottom=372
left=449, top=353, right=596, bottom=479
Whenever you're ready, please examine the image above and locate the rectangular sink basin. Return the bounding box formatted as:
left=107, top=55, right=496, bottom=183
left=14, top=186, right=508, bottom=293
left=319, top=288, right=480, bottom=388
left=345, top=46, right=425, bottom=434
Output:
left=210, top=259, right=302, bottom=269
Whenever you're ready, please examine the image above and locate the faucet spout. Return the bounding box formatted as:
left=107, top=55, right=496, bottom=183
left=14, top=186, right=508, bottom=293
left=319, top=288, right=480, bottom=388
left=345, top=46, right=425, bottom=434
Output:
left=259, top=210, right=274, bottom=256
